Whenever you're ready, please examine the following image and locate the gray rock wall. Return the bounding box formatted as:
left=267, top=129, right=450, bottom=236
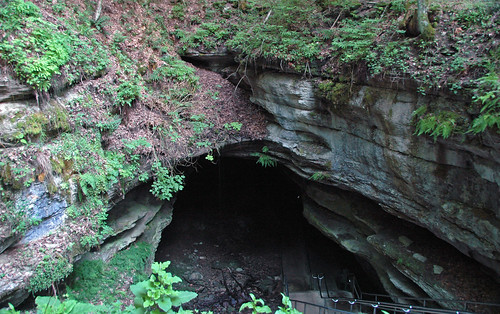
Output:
left=246, top=72, right=500, bottom=299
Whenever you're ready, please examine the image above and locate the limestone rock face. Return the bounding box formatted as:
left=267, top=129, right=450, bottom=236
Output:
left=248, top=72, right=500, bottom=277
left=235, top=71, right=500, bottom=303
left=0, top=182, right=171, bottom=307
left=0, top=71, right=33, bottom=103
left=0, top=183, right=67, bottom=254
left=79, top=185, right=172, bottom=263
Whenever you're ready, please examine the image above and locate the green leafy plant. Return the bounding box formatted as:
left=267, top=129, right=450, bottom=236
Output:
left=0, top=199, right=39, bottom=237
left=0, top=303, right=19, bottom=314
left=179, top=22, right=231, bottom=52
left=239, top=293, right=271, bottom=313
left=28, top=255, right=73, bottom=293
left=252, top=146, right=277, bottom=168
left=190, top=114, right=213, bottom=135
left=412, top=106, right=463, bottom=141
left=150, top=161, right=185, bottom=201
left=469, top=69, right=500, bottom=134
left=149, top=57, right=199, bottom=87
left=329, top=18, right=380, bottom=63
left=115, top=78, right=143, bottom=107
left=276, top=293, right=302, bottom=314
left=35, top=296, right=112, bottom=314
left=130, top=261, right=198, bottom=313
left=309, top=172, right=328, bottom=181
left=224, top=122, right=243, bottom=132
left=0, top=0, right=109, bottom=91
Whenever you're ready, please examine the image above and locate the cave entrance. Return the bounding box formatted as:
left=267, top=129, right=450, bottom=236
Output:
left=155, top=157, right=378, bottom=311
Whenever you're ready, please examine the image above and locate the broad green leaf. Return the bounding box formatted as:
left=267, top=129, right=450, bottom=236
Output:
left=157, top=297, right=172, bottom=312
left=255, top=305, right=272, bottom=313
left=130, top=282, right=148, bottom=298
left=171, top=291, right=198, bottom=306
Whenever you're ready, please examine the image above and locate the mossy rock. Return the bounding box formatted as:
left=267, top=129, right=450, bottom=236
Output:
left=317, top=80, right=352, bottom=105
left=47, top=104, right=70, bottom=134
left=16, top=112, right=49, bottom=140
left=362, top=87, right=379, bottom=107
left=0, top=161, right=35, bottom=190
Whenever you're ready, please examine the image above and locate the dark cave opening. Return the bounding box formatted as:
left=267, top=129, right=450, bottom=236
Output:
left=155, top=157, right=383, bottom=311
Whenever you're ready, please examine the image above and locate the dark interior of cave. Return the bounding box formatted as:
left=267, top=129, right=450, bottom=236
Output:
left=155, top=156, right=383, bottom=311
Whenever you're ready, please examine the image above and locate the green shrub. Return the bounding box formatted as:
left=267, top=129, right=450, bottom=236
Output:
left=149, top=57, right=199, bottom=87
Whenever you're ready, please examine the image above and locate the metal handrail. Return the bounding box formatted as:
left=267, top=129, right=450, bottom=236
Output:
left=347, top=273, right=362, bottom=299
left=290, top=299, right=353, bottom=314
left=357, top=291, right=500, bottom=312
left=312, top=274, right=500, bottom=314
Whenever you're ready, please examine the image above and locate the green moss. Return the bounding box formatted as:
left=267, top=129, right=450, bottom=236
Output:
left=9, top=110, right=26, bottom=123
left=47, top=182, right=58, bottom=194
left=16, top=112, right=49, bottom=138
left=1, top=161, right=35, bottom=189
left=362, top=87, right=378, bottom=107
left=48, top=105, right=70, bottom=133
left=318, top=80, right=351, bottom=105
left=421, top=23, right=436, bottom=41
left=67, top=242, right=152, bottom=304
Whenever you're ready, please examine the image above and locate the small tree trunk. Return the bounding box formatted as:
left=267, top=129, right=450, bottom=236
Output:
left=416, top=0, right=435, bottom=40
left=93, top=0, right=103, bottom=22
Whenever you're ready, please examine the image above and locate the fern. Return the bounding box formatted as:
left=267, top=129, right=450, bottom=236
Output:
left=329, top=18, right=380, bottom=63
left=470, top=113, right=500, bottom=133
left=413, top=109, right=461, bottom=141
left=469, top=69, right=500, bottom=134
left=252, top=146, right=278, bottom=168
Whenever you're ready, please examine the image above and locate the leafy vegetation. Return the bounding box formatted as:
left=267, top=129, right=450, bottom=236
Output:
left=0, top=0, right=109, bottom=91
left=150, top=161, right=185, bottom=201
left=469, top=69, right=500, bottom=134
left=34, top=296, right=116, bottom=314
left=252, top=146, right=278, bottom=168
left=239, top=292, right=301, bottom=314
left=4, top=260, right=303, bottom=314
left=28, top=254, right=73, bottom=293
left=239, top=293, right=271, bottom=313
left=130, top=261, right=198, bottom=313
